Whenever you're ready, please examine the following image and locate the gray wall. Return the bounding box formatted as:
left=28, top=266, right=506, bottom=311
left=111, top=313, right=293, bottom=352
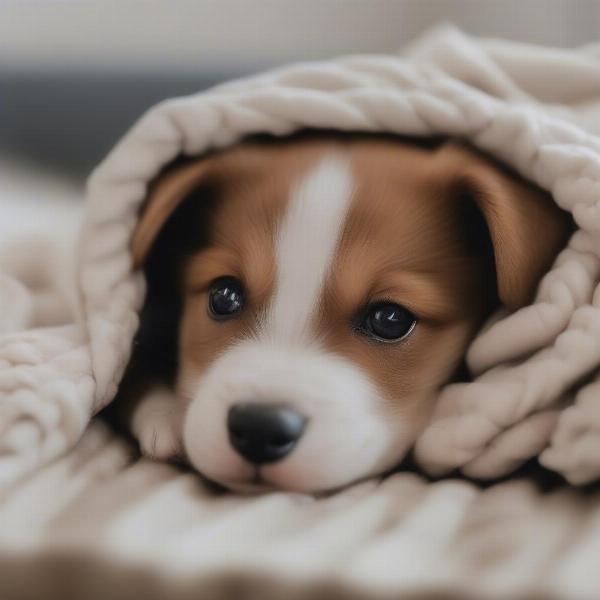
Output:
left=2, top=0, right=600, bottom=175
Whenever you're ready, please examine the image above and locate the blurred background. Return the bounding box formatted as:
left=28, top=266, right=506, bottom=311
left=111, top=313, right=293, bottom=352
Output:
left=2, top=0, right=600, bottom=181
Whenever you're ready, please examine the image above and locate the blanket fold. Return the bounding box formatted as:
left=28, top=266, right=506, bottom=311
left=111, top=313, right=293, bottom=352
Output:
left=3, top=25, right=600, bottom=488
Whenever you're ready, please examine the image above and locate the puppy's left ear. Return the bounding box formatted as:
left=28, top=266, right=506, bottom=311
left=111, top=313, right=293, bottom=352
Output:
left=131, top=158, right=212, bottom=269
left=438, top=143, right=572, bottom=311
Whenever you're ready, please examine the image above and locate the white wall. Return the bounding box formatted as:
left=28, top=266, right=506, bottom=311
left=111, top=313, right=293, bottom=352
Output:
left=1, top=0, right=600, bottom=72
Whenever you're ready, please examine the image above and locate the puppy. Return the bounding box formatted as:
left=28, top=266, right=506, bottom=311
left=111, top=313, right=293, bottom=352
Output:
left=121, top=133, right=570, bottom=493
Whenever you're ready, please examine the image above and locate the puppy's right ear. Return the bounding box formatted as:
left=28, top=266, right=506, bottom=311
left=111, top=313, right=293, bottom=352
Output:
left=436, top=143, right=572, bottom=311
left=131, top=159, right=212, bottom=269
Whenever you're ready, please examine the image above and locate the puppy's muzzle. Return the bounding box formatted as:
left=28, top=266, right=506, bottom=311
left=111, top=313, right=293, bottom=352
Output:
left=227, top=403, right=307, bottom=464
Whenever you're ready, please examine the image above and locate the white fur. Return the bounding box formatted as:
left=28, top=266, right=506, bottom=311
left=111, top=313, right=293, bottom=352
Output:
left=130, top=385, right=184, bottom=461
left=182, top=155, right=412, bottom=491
left=265, top=156, right=354, bottom=342
left=183, top=341, right=411, bottom=492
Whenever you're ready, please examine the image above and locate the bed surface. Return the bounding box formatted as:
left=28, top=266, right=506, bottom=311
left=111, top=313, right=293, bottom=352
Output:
left=1, top=420, right=599, bottom=600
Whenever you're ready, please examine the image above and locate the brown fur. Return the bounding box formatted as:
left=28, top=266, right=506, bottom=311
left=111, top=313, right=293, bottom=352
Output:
left=129, top=133, right=572, bottom=462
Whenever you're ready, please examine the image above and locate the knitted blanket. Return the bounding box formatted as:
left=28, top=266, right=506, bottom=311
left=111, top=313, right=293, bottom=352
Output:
left=3, top=25, right=600, bottom=492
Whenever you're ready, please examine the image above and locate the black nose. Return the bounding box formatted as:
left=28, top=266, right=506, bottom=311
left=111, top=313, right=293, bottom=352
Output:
left=227, top=403, right=307, bottom=464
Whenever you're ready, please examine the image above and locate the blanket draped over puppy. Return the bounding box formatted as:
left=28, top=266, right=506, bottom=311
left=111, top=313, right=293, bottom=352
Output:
left=4, top=26, right=600, bottom=488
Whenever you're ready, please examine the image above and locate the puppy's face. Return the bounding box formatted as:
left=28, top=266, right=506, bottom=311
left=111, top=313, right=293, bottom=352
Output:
left=132, top=135, right=569, bottom=493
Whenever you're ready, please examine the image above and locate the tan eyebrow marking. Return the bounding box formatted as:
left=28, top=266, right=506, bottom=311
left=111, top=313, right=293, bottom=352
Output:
left=183, top=247, right=240, bottom=293
left=370, top=272, right=467, bottom=322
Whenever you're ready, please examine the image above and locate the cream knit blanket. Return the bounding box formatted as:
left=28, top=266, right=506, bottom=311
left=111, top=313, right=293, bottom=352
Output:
left=3, top=26, right=600, bottom=489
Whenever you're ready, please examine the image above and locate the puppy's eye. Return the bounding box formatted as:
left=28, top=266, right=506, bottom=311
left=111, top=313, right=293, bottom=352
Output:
left=359, top=302, right=416, bottom=342
left=208, top=276, right=245, bottom=320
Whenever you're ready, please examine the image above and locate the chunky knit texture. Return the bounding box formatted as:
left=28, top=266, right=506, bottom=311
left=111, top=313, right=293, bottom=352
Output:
left=4, top=26, right=600, bottom=490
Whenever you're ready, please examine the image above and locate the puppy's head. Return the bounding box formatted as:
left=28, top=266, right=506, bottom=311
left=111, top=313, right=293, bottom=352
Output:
left=132, top=134, right=570, bottom=493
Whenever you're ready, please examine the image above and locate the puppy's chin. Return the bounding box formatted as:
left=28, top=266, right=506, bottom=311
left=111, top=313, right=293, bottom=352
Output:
left=180, top=341, right=420, bottom=494
left=196, top=449, right=407, bottom=495
left=212, top=478, right=275, bottom=495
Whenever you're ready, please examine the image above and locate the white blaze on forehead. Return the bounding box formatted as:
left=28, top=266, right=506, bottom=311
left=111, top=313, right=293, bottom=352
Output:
left=267, top=155, right=354, bottom=342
